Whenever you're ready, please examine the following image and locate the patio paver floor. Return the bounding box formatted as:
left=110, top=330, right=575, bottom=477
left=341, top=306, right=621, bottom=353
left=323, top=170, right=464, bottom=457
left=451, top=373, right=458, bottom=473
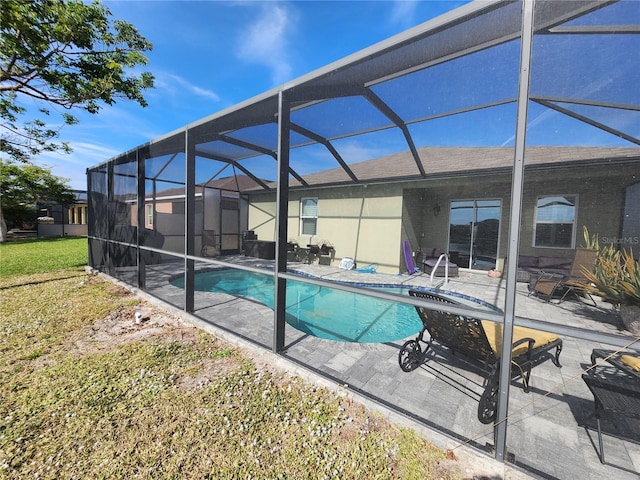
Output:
left=123, top=257, right=640, bottom=479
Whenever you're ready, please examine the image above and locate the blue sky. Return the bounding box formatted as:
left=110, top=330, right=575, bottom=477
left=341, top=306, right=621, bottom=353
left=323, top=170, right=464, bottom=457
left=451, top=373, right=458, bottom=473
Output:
left=33, top=0, right=471, bottom=189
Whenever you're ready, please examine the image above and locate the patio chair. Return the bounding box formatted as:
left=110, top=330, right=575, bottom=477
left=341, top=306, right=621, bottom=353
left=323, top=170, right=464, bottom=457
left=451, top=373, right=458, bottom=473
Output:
left=582, top=349, right=640, bottom=463
left=591, top=348, right=640, bottom=379
left=418, top=247, right=459, bottom=277
left=287, top=241, right=299, bottom=262
left=531, top=247, right=597, bottom=305
left=399, top=290, right=563, bottom=423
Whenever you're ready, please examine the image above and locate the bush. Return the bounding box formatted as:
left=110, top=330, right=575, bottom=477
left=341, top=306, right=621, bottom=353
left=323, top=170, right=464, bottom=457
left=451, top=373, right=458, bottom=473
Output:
left=581, top=227, right=640, bottom=306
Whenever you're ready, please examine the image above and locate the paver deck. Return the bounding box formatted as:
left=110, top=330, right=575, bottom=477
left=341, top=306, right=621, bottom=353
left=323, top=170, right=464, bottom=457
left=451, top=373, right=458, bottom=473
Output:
left=120, top=257, right=640, bottom=479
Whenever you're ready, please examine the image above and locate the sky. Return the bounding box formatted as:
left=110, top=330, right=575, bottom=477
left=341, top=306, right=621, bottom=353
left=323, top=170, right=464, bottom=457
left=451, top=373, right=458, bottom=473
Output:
left=30, top=0, right=472, bottom=190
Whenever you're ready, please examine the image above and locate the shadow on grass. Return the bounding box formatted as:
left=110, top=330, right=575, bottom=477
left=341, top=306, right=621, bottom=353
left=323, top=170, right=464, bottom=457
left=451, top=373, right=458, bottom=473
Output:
left=2, top=236, right=85, bottom=245
left=0, top=271, right=86, bottom=290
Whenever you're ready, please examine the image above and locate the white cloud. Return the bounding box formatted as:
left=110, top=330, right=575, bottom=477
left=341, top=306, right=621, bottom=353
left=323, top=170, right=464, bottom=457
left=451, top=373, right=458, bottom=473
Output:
left=34, top=141, right=124, bottom=189
left=154, top=71, right=221, bottom=102
left=389, top=0, right=418, bottom=28
left=235, top=4, right=294, bottom=86
left=66, top=142, right=123, bottom=162
left=334, top=140, right=386, bottom=164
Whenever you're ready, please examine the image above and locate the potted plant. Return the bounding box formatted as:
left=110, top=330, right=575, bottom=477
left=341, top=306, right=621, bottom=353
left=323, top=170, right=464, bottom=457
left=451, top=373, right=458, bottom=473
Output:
left=580, top=227, right=640, bottom=335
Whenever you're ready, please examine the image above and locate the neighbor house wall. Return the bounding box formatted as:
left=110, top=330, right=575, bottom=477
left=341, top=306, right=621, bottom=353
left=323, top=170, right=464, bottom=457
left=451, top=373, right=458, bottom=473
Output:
left=37, top=224, right=88, bottom=237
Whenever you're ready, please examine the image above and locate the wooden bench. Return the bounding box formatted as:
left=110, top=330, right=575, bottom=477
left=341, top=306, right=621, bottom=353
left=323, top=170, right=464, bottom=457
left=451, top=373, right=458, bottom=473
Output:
left=399, top=290, right=563, bottom=424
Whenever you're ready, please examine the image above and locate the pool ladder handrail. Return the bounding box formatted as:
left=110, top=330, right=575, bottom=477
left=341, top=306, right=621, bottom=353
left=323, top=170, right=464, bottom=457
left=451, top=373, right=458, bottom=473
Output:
left=430, top=253, right=450, bottom=289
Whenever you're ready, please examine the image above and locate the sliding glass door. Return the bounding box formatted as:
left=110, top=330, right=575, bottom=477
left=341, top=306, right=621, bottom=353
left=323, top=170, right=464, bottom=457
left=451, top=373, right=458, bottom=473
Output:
left=448, top=200, right=501, bottom=270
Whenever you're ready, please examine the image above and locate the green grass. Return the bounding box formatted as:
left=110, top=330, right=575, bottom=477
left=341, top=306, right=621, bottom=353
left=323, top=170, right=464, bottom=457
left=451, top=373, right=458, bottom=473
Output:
left=0, top=237, right=87, bottom=277
left=0, top=246, right=464, bottom=479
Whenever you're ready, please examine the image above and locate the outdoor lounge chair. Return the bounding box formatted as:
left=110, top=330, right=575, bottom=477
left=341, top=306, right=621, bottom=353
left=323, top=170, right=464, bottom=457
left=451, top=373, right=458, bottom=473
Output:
left=582, top=349, right=640, bottom=463
left=399, top=290, right=563, bottom=424
left=530, top=247, right=597, bottom=305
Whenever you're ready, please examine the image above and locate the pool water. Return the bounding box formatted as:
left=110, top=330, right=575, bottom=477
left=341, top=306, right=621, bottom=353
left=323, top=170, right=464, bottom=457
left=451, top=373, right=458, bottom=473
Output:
left=172, top=269, right=423, bottom=343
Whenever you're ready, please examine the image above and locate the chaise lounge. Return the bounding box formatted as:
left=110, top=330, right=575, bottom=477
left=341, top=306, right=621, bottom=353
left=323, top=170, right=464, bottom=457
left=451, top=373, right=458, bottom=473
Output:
left=530, top=247, right=598, bottom=305
left=399, top=290, right=563, bottom=424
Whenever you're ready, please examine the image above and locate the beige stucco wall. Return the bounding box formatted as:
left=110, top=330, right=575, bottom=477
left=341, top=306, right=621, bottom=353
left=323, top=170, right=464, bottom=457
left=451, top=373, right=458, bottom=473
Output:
left=519, top=165, right=632, bottom=257
left=248, top=162, right=639, bottom=274
left=316, top=190, right=403, bottom=272
left=410, top=163, right=638, bottom=263
left=249, top=184, right=405, bottom=273
left=248, top=197, right=277, bottom=240
left=408, top=174, right=513, bottom=270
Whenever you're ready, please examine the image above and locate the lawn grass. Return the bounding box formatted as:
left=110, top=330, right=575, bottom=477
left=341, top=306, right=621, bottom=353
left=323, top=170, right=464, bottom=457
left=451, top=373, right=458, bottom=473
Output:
left=0, top=237, right=87, bottom=277
left=0, top=242, right=464, bottom=478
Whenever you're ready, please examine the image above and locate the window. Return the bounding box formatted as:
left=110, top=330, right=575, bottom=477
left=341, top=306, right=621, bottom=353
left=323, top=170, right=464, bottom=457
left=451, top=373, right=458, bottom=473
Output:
left=146, top=204, right=154, bottom=227
left=172, top=201, right=185, bottom=214
left=534, top=195, right=577, bottom=248
left=67, top=205, right=87, bottom=225
left=300, top=198, right=318, bottom=235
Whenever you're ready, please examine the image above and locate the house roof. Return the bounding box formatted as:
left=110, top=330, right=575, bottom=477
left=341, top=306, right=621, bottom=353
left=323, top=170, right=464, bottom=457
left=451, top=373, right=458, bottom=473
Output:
left=138, top=175, right=265, bottom=199
left=203, top=175, right=264, bottom=191
left=270, top=146, right=640, bottom=190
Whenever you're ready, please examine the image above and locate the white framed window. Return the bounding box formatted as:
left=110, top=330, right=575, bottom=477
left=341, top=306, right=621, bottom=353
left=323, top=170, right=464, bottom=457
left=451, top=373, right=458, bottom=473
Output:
left=146, top=204, right=154, bottom=227
left=533, top=195, right=577, bottom=248
left=300, top=197, right=318, bottom=235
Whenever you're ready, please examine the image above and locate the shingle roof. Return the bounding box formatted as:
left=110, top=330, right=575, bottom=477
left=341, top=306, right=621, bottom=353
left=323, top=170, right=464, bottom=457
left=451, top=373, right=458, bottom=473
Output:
left=284, top=146, right=640, bottom=188
left=204, top=175, right=263, bottom=191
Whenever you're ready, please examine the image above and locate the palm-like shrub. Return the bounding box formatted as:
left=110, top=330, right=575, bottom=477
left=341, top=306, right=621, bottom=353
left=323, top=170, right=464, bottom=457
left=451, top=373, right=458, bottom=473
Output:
left=580, top=227, right=640, bottom=307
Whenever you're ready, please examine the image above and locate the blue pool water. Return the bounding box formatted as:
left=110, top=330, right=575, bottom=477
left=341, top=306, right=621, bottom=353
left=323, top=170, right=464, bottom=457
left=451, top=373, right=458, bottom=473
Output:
left=171, top=269, right=498, bottom=343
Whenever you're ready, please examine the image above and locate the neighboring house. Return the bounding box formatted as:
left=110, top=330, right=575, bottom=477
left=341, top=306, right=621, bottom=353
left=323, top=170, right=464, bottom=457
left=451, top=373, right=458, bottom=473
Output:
left=246, top=146, right=640, bottom=274
left=37, top=190, right=88, bottom=237
left=103, top=176, right=259, bottom=256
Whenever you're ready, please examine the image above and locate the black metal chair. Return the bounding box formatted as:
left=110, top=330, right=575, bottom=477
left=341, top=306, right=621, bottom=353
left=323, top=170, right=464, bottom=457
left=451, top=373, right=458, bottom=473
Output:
left=399, top=290, right=563, bottom=424
left=582, top=349, right=640, bottom=464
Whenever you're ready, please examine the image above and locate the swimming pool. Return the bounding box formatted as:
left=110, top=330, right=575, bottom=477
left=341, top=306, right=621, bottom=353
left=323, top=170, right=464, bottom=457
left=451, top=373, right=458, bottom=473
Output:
left=171, top=269, right=495, bottom=344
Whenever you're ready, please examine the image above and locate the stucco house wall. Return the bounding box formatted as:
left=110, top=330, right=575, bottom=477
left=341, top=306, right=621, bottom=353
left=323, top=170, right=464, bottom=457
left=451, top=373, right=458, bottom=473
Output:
left=519, top=165, right=634, bottom=256
left=249, top=184, right=405, bottom=273
left=37, top=192, right=88, bottom=238
left=248, top=161, right=639, bottom=275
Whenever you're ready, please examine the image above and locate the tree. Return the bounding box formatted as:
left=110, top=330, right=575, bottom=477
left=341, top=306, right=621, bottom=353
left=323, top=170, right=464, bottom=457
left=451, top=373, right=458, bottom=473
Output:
left=0, top=0, right=154, bottom=162
left=0, top=159, right=75, bottom=241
